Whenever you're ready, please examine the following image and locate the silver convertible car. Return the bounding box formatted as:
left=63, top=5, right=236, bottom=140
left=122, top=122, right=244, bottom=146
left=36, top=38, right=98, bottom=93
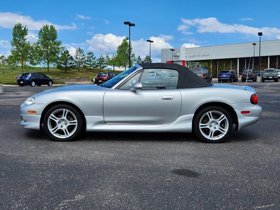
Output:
left=20, top=63, right=262, bottom=143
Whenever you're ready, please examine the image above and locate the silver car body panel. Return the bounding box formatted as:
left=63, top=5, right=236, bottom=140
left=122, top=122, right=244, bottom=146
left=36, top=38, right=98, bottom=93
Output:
left=20, top=83, right=262, bottom=132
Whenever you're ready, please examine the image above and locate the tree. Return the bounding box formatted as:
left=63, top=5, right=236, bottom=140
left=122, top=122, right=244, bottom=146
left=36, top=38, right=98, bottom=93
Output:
left=136, top=56, right=142, bottom=64
left=74, top=47, right=85, bottom=71
left=114, top=38, right=129, bottom=68
left=85, top=51, right=97, bottom=70
left=0, top=55, right=8, bottom=65
left=143, top=56, right=152, bottom=64
left=57, top=49, right=74, bottom=73
left=97, top=55, right=106, bottom=70
left=10, top=23, right=30, bottom=72
left=106, top=54, right=118, bottom=70
left=37, top=25, right=61, bottom=72
left=29, top=44, right=40, bottom=66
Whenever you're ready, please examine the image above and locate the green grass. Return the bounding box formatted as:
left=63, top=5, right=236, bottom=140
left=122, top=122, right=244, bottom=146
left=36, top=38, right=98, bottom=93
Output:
left=0, top=65, right=118, bottom=85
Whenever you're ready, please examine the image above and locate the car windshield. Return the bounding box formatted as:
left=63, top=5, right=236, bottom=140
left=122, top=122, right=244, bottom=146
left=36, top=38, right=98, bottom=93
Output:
left=19, top=73, right=31, bottom=79
left=97, top=72, right=107, bottom=77
left=100, top=66, right=138, bottom=88
left=190, top=69, right=202, bottom=74
left=264, top=69, right=276, bottom=72
left=220, top=71, right=230, bottom=74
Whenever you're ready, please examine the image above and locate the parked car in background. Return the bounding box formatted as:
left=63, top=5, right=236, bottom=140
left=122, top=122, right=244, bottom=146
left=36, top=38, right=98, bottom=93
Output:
left=275, top=69, right=280, bottom=79
left=93, top=72, right=115, bottom=85
left=241, top=69, right=257, bottom=82
left=218, top=70, right=238, bottom=83
left=262, top=68, right=279, bottom=82
left=17, top=73, right=53, bottom=87
left=189, top=67, right=212, bottom=83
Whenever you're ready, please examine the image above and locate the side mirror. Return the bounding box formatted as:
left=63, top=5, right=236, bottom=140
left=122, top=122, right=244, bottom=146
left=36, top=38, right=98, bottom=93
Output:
left=130, top=82, right=142, bottom=92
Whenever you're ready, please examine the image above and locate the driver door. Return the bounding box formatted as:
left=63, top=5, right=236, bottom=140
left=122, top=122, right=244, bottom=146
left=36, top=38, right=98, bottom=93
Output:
left=103, top=68, right=181, bottom=125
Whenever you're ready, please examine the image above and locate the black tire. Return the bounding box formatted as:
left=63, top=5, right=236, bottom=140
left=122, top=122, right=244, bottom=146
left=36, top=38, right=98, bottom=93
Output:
left=193, top=106, right=233, bottom=143
left=42, top=104, right=84, bottom=141
left=48, top=81, right=53, bottom=86
left=30, top=81, right=36, bottom=87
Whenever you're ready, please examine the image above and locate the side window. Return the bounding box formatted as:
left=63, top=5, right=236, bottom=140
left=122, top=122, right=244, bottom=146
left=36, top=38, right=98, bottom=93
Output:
left=140, top=69, right=178, bottom=90
left=118, top=72, right=142, bottom=90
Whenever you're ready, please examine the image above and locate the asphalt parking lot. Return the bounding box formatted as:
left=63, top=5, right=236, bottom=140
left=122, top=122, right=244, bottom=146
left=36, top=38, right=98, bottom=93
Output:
left=0, top=82, right=280, bottom=210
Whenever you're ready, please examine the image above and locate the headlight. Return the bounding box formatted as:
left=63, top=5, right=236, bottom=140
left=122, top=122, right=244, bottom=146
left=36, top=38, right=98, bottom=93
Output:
left=24, top=97, right=35, bottom=105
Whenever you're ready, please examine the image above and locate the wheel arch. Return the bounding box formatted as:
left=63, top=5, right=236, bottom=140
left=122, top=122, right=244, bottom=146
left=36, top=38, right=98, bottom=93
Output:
left=40, top=101, right=86, bottom=131
left=193, top=102, right=238, bottom=131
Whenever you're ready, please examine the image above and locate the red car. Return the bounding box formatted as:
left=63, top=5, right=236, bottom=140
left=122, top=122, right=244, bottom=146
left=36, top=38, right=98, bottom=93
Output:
left=93, top=72, right=115, bottom=85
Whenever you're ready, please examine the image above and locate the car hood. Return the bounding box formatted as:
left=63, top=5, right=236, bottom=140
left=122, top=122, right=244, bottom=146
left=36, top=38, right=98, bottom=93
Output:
left=211, top=84, right=256, bottom=92
left=32, top=84, right=107, bottom=98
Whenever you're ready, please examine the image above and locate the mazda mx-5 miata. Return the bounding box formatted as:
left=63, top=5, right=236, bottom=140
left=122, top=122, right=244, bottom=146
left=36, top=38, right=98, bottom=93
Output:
left=20, top=63, right=262, bottom=143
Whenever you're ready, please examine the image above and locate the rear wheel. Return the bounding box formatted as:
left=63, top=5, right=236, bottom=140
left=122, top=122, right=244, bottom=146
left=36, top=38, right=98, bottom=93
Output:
left=30, top=81, right=36, bottom=87
left=193, top=106, right=233, bottom=143
left=43, top=104, right=84, bottom=141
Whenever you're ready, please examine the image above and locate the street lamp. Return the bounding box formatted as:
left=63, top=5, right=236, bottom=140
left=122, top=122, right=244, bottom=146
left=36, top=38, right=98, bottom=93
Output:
left=258, top=32, right=263, bottom=75
left=252, top=43, right=256, bottom=70
left=170, top=48, right=175, bottom=63
left=146, top=39, right=153, bottom=63
left=124, top=21, right=135, bottom=67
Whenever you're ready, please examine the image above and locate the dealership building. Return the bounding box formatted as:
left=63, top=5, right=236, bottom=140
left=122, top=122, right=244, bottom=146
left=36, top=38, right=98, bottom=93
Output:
left=161, top=39, right=280, bottom=77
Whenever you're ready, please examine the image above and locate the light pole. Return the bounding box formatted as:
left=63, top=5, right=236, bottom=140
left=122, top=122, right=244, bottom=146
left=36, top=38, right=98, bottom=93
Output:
left=170, top=48, right=175, bottom=63
left=124, top=21, right=135, bottom=67
left=258, top=32, right=263, bottom=75
left=252, top=43, right=256, bottom=70
left=146, top=39, right=153, bottom=63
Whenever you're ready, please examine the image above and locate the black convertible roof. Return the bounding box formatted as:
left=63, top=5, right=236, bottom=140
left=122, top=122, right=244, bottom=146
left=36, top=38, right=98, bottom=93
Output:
left=139, top=63, right=211, bottom=88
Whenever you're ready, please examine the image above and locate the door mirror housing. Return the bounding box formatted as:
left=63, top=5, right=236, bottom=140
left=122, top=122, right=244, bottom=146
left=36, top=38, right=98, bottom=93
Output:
left=130, top=82, right=142, bottom=92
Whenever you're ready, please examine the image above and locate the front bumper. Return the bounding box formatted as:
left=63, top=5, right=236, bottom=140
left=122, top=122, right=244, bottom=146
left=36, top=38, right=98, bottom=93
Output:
left=20, top=103, right=44, bottom=130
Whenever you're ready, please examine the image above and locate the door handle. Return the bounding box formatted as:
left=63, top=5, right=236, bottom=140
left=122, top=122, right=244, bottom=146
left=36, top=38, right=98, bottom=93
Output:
left=161, top=96, right=174, bottom=100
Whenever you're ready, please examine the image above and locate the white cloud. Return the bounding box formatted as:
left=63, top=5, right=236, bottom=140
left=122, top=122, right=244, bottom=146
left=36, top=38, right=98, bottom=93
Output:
left=85, top=33, right=173, bottom=61
left=76, top=14, right=91, bottom=20
left=86, top=33, right=125, bottom=54
left=0, top=12, right=77, bottom=30
left=181, top=43, right=200, bottom=48
left=0, top=40, right=10, bottom=49
left=26, top=32, right=38, bottom=43
left=0, top=40, right=11, bottom=56
left=178, top=17, right=280, bottom=39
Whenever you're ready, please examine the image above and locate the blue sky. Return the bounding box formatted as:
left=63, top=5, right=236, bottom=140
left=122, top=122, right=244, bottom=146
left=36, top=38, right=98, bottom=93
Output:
left=1, top=0, right=280, bottom=61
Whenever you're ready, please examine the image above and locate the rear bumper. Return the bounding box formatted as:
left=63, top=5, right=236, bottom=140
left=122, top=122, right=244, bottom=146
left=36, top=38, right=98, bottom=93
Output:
left=236, top=105, right=262, bottom=130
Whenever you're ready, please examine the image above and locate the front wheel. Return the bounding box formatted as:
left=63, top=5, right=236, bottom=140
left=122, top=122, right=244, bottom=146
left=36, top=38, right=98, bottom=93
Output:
left=30, top=81, right=36, bottom=87
left=193, top=106, right=233, bottom=143
left=48, top=81, right=53, bottom=86
left=42, top=104, right=84, bottom=141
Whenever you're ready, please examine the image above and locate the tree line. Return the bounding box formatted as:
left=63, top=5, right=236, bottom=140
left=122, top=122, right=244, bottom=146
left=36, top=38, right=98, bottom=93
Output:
left=0, top=23, right=152, bottom=72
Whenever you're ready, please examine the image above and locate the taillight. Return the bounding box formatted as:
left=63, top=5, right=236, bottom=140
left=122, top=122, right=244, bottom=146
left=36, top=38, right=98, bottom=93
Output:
left=250, top=94, right=259, bottom=104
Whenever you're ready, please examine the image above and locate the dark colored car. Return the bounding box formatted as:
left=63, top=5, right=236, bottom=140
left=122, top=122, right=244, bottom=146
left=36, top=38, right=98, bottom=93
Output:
left=17, top=73, right=53, bottom=87
left=189, top=67, right=212, bottom=83
left=261, top=68, right=279, bottom=82
left=241, top=69, right=257, bottom=82
left=93, top=72, right=115, bottom=85
left=218, top=70, right=238, bottom=83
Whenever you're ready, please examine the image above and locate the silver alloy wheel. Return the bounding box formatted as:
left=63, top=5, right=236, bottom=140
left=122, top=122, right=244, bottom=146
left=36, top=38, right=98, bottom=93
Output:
left=31, top=81, right=36, bottom=87
left=199, top=110, right=229, bottom=141
left=47, top=108, right=78, bottom=139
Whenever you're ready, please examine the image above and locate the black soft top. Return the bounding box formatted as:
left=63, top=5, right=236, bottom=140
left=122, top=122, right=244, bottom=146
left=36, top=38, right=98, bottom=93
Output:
left=139, top=63, right=211, bottom=88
